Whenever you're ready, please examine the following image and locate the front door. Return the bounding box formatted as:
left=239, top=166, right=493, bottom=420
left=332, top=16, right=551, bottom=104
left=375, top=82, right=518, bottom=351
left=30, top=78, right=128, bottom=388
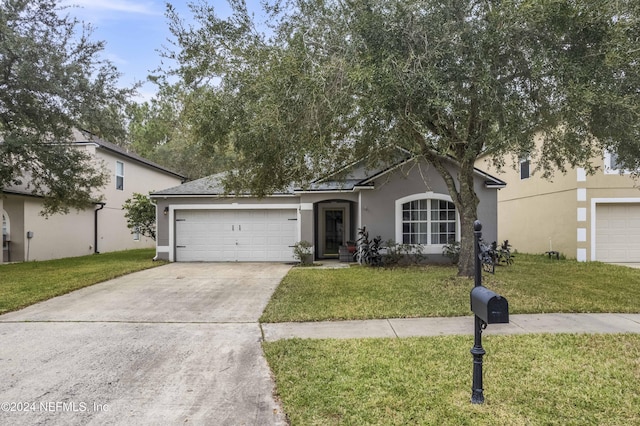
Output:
left=323, top=209, right=344, bottom=257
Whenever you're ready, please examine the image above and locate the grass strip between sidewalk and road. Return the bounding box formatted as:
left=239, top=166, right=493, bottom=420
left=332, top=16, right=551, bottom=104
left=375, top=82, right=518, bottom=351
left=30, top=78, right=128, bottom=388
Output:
left=260, top=254, right=640, bottom=323
left=264, top=333, right=640, bottom=425
left=0, top=249, right=165, bottom=314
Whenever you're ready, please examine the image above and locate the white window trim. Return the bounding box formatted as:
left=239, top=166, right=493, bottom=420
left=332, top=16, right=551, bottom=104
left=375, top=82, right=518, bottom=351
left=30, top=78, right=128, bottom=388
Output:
left=395, top=192, right=460, bottom=254
left=133, top=225, right=140, bottom=241
left=603, top=150, right=630, bottom=175
left=116, top=160, right=125, bottom=190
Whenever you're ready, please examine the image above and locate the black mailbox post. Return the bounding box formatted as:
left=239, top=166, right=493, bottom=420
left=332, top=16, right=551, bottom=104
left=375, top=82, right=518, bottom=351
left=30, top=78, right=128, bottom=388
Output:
left=470, top=220, right=509, bottom=404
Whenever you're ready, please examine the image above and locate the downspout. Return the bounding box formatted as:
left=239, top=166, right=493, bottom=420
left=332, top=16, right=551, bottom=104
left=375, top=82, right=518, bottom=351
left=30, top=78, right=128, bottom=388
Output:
left=149, top=198, right=159, bottom=261
left=94, top=203, right=105, bottom=254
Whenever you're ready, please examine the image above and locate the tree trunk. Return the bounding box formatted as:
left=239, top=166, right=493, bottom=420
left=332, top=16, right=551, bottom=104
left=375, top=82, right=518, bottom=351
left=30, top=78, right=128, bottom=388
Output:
left=456, top=162, right=480, bottom=277
left=417, top=139, right=481, bottom=278
left=457, top=200, right=478, bottom=277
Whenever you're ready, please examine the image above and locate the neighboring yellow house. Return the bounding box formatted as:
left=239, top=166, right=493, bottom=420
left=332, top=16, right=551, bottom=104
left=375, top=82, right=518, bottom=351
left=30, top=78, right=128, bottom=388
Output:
left=478, top=148, right=640, bottom=263
left=1, top=130, right=184, bottom=263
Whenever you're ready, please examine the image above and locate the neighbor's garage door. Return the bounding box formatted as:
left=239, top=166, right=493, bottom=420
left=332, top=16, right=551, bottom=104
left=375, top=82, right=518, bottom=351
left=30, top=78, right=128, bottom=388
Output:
left=596, top=204, right=640, bottom=262
left=175, top=209, right=297, bottom=262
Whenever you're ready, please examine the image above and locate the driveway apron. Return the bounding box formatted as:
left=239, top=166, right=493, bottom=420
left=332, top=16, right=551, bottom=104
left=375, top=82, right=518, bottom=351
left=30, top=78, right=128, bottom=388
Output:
left=0, top=263, right=291, bottom=425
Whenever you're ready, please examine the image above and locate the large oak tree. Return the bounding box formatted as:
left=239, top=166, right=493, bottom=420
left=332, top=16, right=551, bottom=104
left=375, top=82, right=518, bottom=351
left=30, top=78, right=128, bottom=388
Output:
left=163, top=0, right=640, bottom=275
left=0, top=0, right=134, bottom=214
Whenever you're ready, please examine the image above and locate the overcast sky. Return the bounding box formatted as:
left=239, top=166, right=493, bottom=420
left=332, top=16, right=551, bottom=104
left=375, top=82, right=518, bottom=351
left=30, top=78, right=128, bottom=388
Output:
left=63, top=1, right=258, bottom=103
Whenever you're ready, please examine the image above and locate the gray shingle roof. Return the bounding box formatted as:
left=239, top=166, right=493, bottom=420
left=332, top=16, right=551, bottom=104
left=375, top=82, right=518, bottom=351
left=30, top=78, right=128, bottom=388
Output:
left=151, top=155, right=506, bottom=196
left=73, top=129, right=185, bottom=180
left=151, top=174, right=229, bottom=196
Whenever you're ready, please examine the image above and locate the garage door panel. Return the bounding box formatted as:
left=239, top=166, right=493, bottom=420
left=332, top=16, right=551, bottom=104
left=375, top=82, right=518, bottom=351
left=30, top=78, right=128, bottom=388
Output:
left=175, top=209, right=297, bottom=262
left=608, top=230, right=628, bottom=238
left=596, top=203, right=640, bottom=262
left=609, top=219, right=626, bottom=229
left=249, top=236, right=267, bottom=245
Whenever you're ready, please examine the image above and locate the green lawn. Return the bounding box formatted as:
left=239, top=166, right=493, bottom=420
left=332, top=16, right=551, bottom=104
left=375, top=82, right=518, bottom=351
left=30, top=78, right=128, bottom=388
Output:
left=264, top=334, right=640, bottom=425
left=263, top=255, right=640, bottom=424
left=260, top=254, right=640, bottom=322
left=0, top=249, right=165, bottom=314
left=2, top=249, right=638, bottom=424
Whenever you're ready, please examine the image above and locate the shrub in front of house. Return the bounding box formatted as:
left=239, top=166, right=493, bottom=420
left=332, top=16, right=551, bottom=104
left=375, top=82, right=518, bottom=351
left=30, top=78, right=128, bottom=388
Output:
left=293, top=241, right=314, bottom=265
left=383, top=241, right=427, bottom=267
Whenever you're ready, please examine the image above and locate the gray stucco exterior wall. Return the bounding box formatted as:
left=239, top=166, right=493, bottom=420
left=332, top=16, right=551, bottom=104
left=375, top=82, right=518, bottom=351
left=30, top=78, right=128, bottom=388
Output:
left=359, top=161, right=499, bottom=260
left=151, top=159, right=502, bottom=262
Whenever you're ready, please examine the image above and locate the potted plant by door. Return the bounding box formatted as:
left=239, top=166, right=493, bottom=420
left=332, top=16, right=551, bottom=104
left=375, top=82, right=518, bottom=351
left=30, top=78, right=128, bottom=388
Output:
left=293, top=241, right=314, bottom=265
left=339, top=241, right=357, bottom=262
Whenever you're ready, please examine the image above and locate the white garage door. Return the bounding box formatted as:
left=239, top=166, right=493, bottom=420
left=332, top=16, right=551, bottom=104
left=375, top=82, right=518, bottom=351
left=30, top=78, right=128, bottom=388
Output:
left=596, top=204, right=640, bottom=262
left=175, top=209, right=297, bottom=262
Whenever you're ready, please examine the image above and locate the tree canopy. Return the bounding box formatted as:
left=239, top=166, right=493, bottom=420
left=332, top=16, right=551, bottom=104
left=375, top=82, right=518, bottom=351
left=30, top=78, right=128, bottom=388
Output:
left=125, top=82, right=236, bottom=180
left=162, top=0, right=640, bottom=275
left=0, top=0, right=134, bottom=214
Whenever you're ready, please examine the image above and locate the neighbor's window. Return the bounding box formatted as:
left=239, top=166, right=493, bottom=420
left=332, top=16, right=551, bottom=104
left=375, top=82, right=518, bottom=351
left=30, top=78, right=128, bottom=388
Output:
left=520, top=157, right=530, bottom=179
left=116, top=161, right=124, bottom=190
left=133, top=225, right=140, bottom=241
left=604, top=150, right=624, bottom=174
left=2, top=211, right=9, bottom=246
left=402, top=199, right=456, bottom=245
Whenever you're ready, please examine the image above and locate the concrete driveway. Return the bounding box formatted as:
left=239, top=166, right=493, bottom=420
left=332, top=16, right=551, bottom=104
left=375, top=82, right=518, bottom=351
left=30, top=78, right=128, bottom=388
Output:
left=0, top=263, right=291, bottom=425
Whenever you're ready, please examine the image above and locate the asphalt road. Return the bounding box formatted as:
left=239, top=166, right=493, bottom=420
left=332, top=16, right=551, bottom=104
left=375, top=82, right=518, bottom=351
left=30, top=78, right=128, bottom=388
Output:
left=0, top=263, right=291, bottom=426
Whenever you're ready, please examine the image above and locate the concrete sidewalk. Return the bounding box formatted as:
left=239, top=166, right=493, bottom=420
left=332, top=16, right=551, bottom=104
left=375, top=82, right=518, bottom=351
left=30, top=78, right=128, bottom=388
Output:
left=261, top=313, right=640, bottom=341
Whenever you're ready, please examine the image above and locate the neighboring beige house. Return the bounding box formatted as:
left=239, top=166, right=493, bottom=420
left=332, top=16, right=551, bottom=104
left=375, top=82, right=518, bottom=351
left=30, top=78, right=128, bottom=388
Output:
left=1, top=130, right=184, bottom=263
left=478, top=147, right=640, bottom=263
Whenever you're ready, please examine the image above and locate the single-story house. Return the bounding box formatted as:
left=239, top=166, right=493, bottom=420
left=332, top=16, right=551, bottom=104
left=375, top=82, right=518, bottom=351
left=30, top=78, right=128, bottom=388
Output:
left=1, top=129, right=185, bottom=263
left=151, top=157, right=506, bottom=262
left=477, top=146, right=640, bottom=263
